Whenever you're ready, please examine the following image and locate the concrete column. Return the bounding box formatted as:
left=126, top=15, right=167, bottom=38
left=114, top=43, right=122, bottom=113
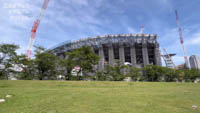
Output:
left=130, top=44, right=136, bottom=66
left=119, top=44, right=125, bottom=65
left=154, top=43, right=162, bottom=66
left=142, top=43, right=149, bottom=66
left=108, top=44, right=115, bottom=66
left=119, top=44, right=126, bottom=75
left=98, top=46, right=104, bottom=71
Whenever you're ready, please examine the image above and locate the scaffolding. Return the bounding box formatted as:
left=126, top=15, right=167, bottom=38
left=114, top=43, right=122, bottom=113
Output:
left=51, top=34, right=158, bottom=54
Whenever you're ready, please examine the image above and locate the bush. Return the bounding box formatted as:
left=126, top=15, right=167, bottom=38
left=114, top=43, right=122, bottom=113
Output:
left=93, top=71, right=107, bottom=81
left=162, top=67, right=177, bottom=82
left=184, top=69, right=200, bottom=82
left=94, top=60, right=127, bottom=81
left=143, top=65, right=180, bottom=82
left=143, top=65, right=164, bottom=81
left=126, top=67, right=142, bottom=81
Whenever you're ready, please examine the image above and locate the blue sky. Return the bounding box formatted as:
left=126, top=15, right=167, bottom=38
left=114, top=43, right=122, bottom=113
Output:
left=0, top=0, right=200, bottom=66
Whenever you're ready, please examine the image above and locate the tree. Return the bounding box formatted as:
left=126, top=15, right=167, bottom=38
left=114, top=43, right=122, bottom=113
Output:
left=143, top=65, right=165, bottom=81
left=162, top=67, right=176, bottom=82
left=190, top=69, right=200, bottom=82
left=34, top=46, right=60, bottom=80
left=15, top=54, right=36, bottom=80
left=184, top=69, right=200, bottom=82
left=126, top=67, right=142, bottom=81
left=63, top=46, right=100, bottom=80
left=60, top=58, right=74, bottom=80
left=175, top=69, right=184, bottom=82
left=0, top=44, right=19, bottom=80
left=93, top=71, right=107, bottom=81
left=96, top=60, right=127, bottom=81
left=110, top=61, right=128, bottom=81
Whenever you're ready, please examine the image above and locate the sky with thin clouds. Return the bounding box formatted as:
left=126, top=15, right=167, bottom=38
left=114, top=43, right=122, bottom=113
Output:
left=0, top=0, right=200, bottom=66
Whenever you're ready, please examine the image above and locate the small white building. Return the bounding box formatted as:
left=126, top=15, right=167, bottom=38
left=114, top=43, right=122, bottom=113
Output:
left=71, top=66, right=82, bottom=76
left=0, top=64, right=23, bottom=80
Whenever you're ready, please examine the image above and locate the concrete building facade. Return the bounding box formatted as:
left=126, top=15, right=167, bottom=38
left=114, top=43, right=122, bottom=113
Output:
left=51, top=34, right=162, bottom=71
left=189, top=55, right=200, bottom=70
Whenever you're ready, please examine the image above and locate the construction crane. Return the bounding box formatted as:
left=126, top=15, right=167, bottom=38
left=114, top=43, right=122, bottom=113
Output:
left=140, top=24, right=144, bottom=34
left=26, top=0, right=50, bottom=59
left=175, top=10, right=190, bottom=68
left=162, top=48, right=176, bottom=69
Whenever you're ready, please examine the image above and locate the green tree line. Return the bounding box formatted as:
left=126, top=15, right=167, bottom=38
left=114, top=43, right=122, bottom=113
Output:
left=0, top=43, right=200, bottom=82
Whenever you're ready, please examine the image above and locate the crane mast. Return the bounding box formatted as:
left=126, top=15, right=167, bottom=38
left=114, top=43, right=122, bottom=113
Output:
left=175, top=10, right=190, bottom=68
left=140, top=24, right=144, bottom=34
left=26, top=0, right=50, bottom=59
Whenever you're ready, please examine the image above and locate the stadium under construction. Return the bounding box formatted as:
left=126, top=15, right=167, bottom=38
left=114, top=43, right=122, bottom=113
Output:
left=51, top=34, right=162, bottom=71
left=25, top=0, right=191, bottom=70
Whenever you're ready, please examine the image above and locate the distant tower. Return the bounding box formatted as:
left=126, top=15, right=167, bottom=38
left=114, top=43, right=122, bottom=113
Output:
left=189, top=55, right=200, bottom=70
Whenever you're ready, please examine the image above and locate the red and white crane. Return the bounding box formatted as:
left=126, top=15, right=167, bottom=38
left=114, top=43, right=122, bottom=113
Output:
left=175, top=10, right=190, bottom=68
left=140, top=24, right=144, bottom=34
left=26, top=0, right=50, bottom=59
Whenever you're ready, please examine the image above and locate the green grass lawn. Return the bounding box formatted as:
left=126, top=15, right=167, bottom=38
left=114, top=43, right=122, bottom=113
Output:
left=0, top=81, right=199, bottom=113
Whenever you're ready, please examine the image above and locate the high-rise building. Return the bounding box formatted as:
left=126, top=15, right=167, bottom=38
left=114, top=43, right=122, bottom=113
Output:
left=189, top=55, right=200, bottom=70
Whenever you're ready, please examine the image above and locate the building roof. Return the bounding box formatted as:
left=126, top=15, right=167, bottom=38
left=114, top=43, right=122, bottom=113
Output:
left=51, top=33, right=158, bottom=54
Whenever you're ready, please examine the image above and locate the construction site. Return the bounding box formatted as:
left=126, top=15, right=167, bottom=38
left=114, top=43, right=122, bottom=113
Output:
left=1, top=0, right=200, bottom=112
left=1, top=1, right=200, bottom=112
left=24, top=0, right=199, bottom=71
left=51, top=34, right=161, bottom=71
left=48, top=10, right=192, bottom=71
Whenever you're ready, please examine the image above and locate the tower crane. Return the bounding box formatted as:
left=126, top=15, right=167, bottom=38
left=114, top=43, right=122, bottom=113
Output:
left=26, top=0, right=50, bottom=59
left=140, top=24, right=144, bottom=34
left=175, top=10, right=190, bottom=68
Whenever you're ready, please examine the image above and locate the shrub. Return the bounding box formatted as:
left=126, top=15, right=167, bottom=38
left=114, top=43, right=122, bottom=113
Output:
left=126, top=67, right=142, bottom=81
left=143, top=65, right=165, bottom=81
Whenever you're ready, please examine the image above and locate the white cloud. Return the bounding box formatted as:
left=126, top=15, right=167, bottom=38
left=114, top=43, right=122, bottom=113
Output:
left=127, top=27, right=137, bottom=33
left=186, top=33, right=200, bottom=45
left=63, top=0, right=89, bottom=6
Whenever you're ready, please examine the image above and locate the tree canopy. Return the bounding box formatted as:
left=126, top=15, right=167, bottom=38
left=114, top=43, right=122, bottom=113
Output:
left=0, top=44, right=19, bottom=79
left=1, top=43, right=200, bottom=82
left=62, top=46, right=100, bottom=80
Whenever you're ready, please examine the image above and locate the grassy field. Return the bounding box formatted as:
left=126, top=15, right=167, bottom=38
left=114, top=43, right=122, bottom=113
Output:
left=0, top=81, right=200, bottom=113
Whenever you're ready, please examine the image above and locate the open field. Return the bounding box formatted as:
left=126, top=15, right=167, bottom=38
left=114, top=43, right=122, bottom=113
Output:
left=0, top=81, right=200, bottom=113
